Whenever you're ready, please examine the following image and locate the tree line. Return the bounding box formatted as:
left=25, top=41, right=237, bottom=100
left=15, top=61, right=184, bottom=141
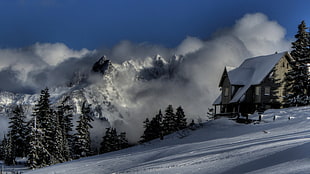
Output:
left=0, top=89, right=191, bottom=169
left=0, top=88, right=129, bottom=169
left=140, top=105, right=188, bottom=143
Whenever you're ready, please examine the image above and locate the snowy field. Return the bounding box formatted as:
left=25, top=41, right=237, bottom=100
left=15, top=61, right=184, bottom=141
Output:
left=24, top=106, right=310, bottom=174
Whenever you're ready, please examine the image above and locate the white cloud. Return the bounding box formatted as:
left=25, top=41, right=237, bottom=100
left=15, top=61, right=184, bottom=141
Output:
left=176, top=36, right=204, bottom=55
left=32, top=42, right=93, bottom=66
left=0, top=43, right=96, bottom=93
left=232, top=13, right=290, bottom=55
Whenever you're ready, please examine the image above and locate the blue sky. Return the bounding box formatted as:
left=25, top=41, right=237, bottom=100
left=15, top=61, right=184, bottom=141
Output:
left=0, top=0, right=308, bottom=49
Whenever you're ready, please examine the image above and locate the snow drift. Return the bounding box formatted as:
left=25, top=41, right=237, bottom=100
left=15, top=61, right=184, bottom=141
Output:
left=23, top=106, right=310, bottom=174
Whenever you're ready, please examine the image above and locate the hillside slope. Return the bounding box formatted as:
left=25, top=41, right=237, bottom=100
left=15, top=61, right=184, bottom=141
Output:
left=24, top=106, right=310, bottom=174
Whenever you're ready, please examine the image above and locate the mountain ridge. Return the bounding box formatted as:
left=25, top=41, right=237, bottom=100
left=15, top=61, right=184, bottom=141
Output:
left=0, top=54, right=184, bottom=143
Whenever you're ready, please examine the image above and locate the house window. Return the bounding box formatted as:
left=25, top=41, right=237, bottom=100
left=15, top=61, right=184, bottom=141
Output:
left=255, top=86, right=261, bottom=96
left=264, top=86, right=270, bottom=95
left=224, top=87, right=229, bottom=97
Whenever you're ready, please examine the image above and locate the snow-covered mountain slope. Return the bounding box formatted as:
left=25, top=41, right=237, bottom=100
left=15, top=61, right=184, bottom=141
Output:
left=0, top=54, right=184, bottom=142
left=24, top=106, right=310, bottom=174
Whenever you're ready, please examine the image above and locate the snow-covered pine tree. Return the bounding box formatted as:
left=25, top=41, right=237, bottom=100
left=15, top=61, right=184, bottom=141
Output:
left=32, top=88, right=56, bottom=165
left=27, top=117, right=45, bottom=169
left=27, top=115, right=50, bottom=169
left=27, top=140, right=40, bottom=169
left=74, top=101, right=94, bottom=158
left=33, top=88, right=52, bottom=129
left=291, top=21, right=310, bottom=62
left=8, top=105, right=27, bottom=158
left=27, top=117, right=51, bottom=169
left=162, top=105, right=176, bottom=135
left=3, top=134, right=14, bottom=165
left=49, top=110, right=65, bottom=164
left=175, top=106, right=187, bottom=130
left=285, top=20, right=310, bottom=106
left=56, top=96, right=74, bottom=161
left=24, top=118, right=34, bottom=162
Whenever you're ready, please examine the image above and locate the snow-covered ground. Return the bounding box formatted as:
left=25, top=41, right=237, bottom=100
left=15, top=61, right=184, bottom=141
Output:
left=24, top=106, right=310, bottom=174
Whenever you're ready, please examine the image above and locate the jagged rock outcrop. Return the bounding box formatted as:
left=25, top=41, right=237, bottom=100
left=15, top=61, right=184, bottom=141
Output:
left=92, top=56, right=114, bottom=75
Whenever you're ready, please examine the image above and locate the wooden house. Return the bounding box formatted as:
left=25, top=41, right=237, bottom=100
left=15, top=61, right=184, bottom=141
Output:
left=213, top=52, right=293, bottom=116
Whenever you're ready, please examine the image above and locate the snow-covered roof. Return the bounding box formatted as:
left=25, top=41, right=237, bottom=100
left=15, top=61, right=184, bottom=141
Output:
left=214, top=52, right=290, bottom=105
left=228, top=52, right=287, bottom=86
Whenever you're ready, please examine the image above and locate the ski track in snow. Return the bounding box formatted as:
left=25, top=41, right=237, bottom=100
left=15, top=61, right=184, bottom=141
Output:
left=24, top=106, right=310, bottom=174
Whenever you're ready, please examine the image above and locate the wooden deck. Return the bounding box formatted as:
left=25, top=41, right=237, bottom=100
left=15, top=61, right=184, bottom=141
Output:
left=214, top=112, right=240, bottom=119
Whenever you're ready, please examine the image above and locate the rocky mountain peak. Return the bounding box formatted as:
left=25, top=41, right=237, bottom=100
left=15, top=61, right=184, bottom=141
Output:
left=92, top=55, right=114, bottom=75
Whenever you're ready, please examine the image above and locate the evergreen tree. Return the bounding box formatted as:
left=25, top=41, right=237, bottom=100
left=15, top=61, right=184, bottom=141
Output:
left=139, top=118, right=151, bottom=143
left=100, top=128, right=118, bottom=153
left=3, top=134, right=14, bottom=165
left=49, top=110, right=65, bottom=164
left=74, top=101, right=94, bottom=158
left=110, top=128, right=119, bottom=151
left=27, top=117, right=45, bottom=169
left=29, top=87, right=60, bottom=167
left=8, top=105, right=27, bottom=158
left=118, top=132, right=129, bottom=150
left=140, top=105, right=188, bottom=143
left=29, top=90, right=47, bottom=166
left=162, top=105, right=176, bottom=135
left=56, top=96, right=74, bottom=161
left=26, top=88, right=75, bottom=168
left=175, top=106, right=187, bottom=130
left=24, top=118, right=34, bottom=161
left=100, top=128, right=129, bottom=153
left=285, top=21, right=310, bottom=106
left=151, top=110, right=164, bottom=140
left=110, top=128, right=118, bottom=151
left=140, top=110, right=163, bottom=143
left=100, top=127, right=113, bottom=153
left=33, top=88, right=53, bottom=129
left=27, top=119, right=39, bottom=169
left=291, top=21, right=310, bottom=62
